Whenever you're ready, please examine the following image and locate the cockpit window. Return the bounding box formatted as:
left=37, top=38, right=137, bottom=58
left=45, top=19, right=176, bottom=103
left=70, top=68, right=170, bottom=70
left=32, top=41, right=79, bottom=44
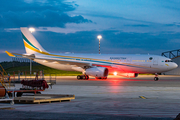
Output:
left=149, top=57, right=153, bottom=60
left=165, top=60, right=173, bottom=62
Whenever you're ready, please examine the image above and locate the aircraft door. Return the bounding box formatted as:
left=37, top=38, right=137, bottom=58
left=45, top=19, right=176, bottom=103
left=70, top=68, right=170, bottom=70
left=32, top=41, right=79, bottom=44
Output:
left=126, top=57, right=131, bottom=63
left=153, top=57, right=158, bottom=65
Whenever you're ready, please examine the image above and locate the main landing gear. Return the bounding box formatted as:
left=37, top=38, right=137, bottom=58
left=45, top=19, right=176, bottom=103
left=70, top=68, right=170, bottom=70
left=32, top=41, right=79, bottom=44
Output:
left=154, top=73, right=159, bottom=81
left=77, top=75, right=89, bottom=80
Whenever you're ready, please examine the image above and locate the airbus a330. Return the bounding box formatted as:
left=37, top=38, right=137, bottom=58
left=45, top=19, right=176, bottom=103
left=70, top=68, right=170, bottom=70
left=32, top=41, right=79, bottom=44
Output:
left=6, top=27, right=178, bottom=81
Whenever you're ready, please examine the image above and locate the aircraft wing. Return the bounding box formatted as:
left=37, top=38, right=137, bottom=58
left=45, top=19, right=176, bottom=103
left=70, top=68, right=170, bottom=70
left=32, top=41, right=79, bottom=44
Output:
left=5, top=51, right=112, bottom=68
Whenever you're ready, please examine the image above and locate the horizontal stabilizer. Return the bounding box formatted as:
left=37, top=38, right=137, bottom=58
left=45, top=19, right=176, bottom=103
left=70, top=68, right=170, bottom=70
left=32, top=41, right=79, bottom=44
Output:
left=5, top=51, right=15, bottom=57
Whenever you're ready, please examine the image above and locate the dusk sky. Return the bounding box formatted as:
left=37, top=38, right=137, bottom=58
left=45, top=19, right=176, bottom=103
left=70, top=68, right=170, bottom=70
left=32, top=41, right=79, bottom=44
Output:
left=1, top=0, right=180, bottom=62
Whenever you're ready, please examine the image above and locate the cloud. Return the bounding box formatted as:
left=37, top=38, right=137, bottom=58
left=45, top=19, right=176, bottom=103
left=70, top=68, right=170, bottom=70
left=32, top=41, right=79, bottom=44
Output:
left=29, top=30, right=180, bottom=55
left=124, top=24, right=150, bottom=27
left=0, top=0, right=92, bottom=28
left=164, top=22, right=180, bottom=27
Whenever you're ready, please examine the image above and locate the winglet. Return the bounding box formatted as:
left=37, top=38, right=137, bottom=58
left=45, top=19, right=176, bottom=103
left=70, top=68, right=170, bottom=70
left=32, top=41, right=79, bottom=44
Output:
left=5, top=51, right=15, bottom=57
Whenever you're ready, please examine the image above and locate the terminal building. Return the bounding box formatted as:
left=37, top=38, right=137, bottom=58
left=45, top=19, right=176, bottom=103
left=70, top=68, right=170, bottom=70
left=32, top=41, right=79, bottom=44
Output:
left=162, top=49, right=180, bottom=75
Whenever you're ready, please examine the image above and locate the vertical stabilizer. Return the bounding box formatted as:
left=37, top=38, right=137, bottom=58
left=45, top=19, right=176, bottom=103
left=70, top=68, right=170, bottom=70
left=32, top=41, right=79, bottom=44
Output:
left=20, top=27, right=48, bottom=54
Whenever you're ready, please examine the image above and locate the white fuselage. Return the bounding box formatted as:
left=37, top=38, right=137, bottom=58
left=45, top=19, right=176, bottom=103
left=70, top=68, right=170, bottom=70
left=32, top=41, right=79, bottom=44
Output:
left=33, top=53, right=178, bottom=74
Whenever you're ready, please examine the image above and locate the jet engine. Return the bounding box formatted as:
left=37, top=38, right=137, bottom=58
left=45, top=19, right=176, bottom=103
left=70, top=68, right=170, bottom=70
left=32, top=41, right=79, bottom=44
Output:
left=85, top=67, right=109, bottom=78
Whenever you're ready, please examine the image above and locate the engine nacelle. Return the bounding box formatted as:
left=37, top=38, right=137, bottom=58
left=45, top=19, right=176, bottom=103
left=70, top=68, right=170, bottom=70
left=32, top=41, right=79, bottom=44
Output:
left=118, top=73, right=139, bottom=78
left=85, top=67, right=109, bottom=77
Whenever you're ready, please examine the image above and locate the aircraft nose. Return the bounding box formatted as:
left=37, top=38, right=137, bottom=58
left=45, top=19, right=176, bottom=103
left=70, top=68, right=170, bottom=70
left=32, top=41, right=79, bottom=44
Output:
left=171, top=63, right=178, bottom=69
left=174, top=63, right=178, bottom=68
left=167, top=62, right=178, bottom=71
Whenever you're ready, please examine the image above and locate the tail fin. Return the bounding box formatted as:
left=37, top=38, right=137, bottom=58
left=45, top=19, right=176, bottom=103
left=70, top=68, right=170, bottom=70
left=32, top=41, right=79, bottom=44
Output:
left=20, top=27, right=48, bottom=55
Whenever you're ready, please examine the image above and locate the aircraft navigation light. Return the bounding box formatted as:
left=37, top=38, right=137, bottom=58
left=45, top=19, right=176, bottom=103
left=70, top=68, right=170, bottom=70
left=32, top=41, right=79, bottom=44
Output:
left=29, top=27, right=35, bottom=33
left=114, top=72, right=117, bottom=76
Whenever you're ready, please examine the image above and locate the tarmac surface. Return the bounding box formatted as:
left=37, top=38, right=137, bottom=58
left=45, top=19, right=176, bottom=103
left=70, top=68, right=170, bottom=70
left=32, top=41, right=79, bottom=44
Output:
left=0, top=75, right=180, bottom=120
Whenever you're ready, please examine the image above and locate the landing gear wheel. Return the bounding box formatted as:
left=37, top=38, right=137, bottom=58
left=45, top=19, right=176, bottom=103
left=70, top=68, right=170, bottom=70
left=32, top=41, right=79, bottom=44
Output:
left=82, top=75, right=86, bottom=80
left=154, top=77, right=159, bottom=81
left=77, top=75, right=81, bottom=80
left=77, top=75, right=89, bottom=80
left=154, top=73, right=159, bottom=81
left=85, top=75, right=89, bottom=80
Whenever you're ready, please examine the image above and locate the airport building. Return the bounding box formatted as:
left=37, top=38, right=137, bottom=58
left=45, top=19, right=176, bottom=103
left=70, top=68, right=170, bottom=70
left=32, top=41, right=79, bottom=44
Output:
left=162, top=49, right=180, bottom=75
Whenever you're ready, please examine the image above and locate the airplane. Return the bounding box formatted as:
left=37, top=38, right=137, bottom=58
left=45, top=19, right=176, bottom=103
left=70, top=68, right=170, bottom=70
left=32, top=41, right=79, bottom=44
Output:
left=6, top=27, right=178, bottom=81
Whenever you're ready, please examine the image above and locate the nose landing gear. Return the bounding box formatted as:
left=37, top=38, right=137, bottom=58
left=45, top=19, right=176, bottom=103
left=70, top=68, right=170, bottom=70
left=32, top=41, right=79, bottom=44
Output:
left=154, top=73, right=159, bottom=81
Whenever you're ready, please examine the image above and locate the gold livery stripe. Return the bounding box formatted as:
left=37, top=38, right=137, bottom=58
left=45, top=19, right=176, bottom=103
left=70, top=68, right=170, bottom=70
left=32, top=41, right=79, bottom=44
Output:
left=24, top=40, right=158, bottom=69
left=24, top=40, right=49, bottom=55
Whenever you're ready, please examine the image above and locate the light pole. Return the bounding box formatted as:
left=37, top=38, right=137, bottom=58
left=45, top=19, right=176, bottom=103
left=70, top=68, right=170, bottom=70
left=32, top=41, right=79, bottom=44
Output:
left=97, top=35, right=102, bottom=54
left=28, top=27, right=35, bottom=75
